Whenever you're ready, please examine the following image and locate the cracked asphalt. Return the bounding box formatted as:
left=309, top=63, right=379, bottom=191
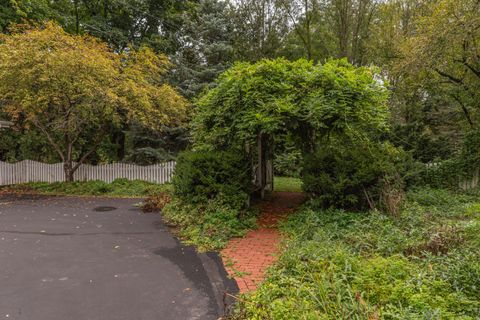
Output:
left=0, top=194, right=237, bottom=320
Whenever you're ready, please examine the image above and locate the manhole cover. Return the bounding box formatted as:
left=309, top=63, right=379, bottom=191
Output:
left=93, top=206, right=117, bottom=212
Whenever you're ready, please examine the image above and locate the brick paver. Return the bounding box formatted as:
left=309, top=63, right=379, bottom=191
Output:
left=221, top=192, right=305, bottom=293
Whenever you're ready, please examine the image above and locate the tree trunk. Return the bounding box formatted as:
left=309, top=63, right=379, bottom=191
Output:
left=257, top=132, right=274, bottom=199
left=304, top=0, right=312, bottom=61
left=336, top=0, right=351, bottom=59
left=114, top=127, right=126, bottom=160
left=64, top=161, right=74, bottom=182
left=74, top=0, right=80, bottom=34
left=258, top=132, right=267, bottom=199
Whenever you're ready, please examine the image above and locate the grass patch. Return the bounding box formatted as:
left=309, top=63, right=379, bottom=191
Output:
left=274, top=177, right=303, bottom=193
left=1, top=179, right=172, bottom=197
left=232, top=187, right=480, bottom=319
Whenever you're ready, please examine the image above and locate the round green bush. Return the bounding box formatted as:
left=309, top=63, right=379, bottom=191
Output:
left=302, top=140, right=404, bottom=211
left=172, top=150, right=252, bottom=206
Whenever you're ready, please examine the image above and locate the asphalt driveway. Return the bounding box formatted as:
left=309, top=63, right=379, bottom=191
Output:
left=0, top=194, right=237, bottom=320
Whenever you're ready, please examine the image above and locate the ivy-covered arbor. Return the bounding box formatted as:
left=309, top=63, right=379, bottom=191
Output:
left=192, top=58, right=390, bottom=198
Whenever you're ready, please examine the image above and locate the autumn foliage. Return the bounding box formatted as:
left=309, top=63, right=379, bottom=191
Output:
left=0, top=22, right=187, bottom=180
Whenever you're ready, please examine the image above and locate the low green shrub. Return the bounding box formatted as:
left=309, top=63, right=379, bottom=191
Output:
left=231, top=187, right=480, bottom=319
left=3, top=179, right=171, bottom=197
left=162, top=197, right=256, bottom=251
left=302, top=141, right=405, bottom=212
left=172, top=150, right=252, bottom=206
left=163, top=150, right=256, bottom=250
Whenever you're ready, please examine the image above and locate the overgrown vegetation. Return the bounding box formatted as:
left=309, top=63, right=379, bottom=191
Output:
left=0, top=1, right=478, bottom=315
left=171, top=151, right=252, bottom=205
left=1, top=179, right=171, bottom=197
left=160, top=150, right=256, bottom=251
left=193, top=58, right=389, bottom=151
left=232, top=187, right=480, bottom=319
left=162, top=198, right=257, bottom=251
left=302, top=139, right=408, bottom=212
left=192, top=58, right=395, bottom=210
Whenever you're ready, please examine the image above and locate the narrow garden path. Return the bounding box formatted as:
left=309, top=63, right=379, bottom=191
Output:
left=221, top=192, right=306, bottom=293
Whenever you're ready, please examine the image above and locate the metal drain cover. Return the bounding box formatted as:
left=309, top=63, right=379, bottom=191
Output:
left=93, top=206, right=117, bottom=212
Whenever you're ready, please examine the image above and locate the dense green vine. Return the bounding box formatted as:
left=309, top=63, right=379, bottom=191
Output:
left=193, top=58, right=390, bottom=151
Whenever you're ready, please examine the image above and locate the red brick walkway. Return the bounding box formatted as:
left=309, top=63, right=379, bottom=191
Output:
left=221, top=192, right=305, bottom=293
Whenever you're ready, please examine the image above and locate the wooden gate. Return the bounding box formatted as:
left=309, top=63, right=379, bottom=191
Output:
left=253, top=132, right=274, bottom=199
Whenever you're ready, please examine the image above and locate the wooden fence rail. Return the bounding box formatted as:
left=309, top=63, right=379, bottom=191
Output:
left=0, top=160, right=176, bottom=185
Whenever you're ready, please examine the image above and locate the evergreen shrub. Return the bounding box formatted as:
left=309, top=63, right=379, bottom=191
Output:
left=302, top=141, right=405, bottom=211
left=172, top=150, right=252, bottom=206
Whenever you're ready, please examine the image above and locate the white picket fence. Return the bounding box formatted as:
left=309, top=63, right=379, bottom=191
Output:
left=0, top=160, right=176, bottom=185
left=425, top=162, right=479, bottom=190
left=459, top=169, right=479, bottom=190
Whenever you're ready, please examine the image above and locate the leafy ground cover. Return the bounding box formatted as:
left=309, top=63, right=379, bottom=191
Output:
left=0, top=179, right=172, bottom=197
left=162, top=197, right=257, bottom=251
left=160, top=176, right=302, bottom=252
left=157, top=176, right=303, bottom=252
left=274, top=177, right=303, bottom=193
left=155, top=175, right=301, bottom=252
left=232, top=187, right=480, bottom=319
left=157, top=150, right=258, bottom=251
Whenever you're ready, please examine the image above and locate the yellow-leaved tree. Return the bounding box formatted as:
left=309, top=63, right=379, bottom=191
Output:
left=0, top=22, right=187, bottom=181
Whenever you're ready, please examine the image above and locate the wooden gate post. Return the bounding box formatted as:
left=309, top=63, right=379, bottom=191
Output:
left=256, top=132, right=274, bottom=199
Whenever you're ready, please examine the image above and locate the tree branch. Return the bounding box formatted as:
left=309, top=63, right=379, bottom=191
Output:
left=31, top=118, right=65, bottom=162
left=279, top=0, right=311, bottom=59
left=464, top=61, right=480, bottom=79
left=434, top=68, right=478, bottom=104
left=71, top=125, right=108, bottom=172
left=452, top=94, right=474, bottom=127
left=434, top=68, right=464, bottom=84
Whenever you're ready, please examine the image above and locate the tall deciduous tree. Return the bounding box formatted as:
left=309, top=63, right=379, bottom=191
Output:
left=278, top=0, right=320, bottom=61
left=0, top=0, right=54, bottom=32
left=399, top=0, right=480, bottom=127
left=231, top=0, right=290, bottom=61
left=0, top=22, right=187, bottom=180
left=326, top=0, right=379, bottom=64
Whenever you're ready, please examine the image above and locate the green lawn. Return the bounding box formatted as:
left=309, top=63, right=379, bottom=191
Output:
left=274, top=177, right=303, bottom=193
left=1, top=179, right=172, bottom=197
